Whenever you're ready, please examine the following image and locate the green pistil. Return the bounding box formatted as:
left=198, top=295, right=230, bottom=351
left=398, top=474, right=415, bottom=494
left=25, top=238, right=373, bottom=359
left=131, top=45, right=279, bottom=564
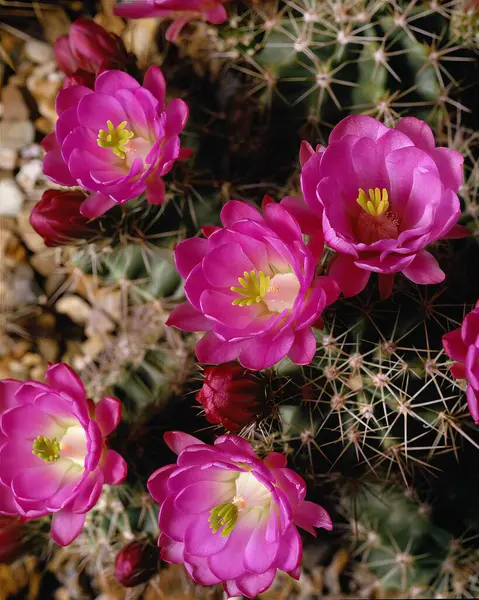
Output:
left=208, top=502, right=239, bottom=537
left=32, top=435, right=60, bottom=463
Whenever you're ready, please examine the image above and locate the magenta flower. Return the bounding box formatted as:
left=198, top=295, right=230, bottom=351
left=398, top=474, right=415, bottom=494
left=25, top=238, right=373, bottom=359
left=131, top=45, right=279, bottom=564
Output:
left=54, top=18, right=128, bottom=88
left=0, top=363, right=127, bottom=546
left=148, top=432, right=332, bottom=599
left=42, top=67, right=189, bottom=219
left=443, top=302, right=479, bottom=425
left=301, top=115, right=467, bottom=299
left=114, top=0, right=230, bottom=42
left=166, top=198, right=339, bottom=370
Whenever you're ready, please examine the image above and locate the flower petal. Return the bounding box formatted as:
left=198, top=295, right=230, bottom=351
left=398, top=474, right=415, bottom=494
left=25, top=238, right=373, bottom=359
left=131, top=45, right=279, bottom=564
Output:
left=175, top=481, right=231, bottom=514
left=236, top=567, right=277, bottom=598
left=466, top=385, right=479, bottom=424
left=0, top=380, right=23, bottom=412
left=94, top=396, right=121, bottom=437
left=80, top=193, right=117, bottom=219
left=50, top=509, right=86, bottom=546
left=196, top=332, right=244, bottom=364
left=220, top=200, right=263, bottom=228
left=164, top=98, right=189, bottom=137
left=174, top=237, right=209, bottom=278
left=288, top=328, right=316, bottom=365
left=45, top=363, right=86, bottom=407
left=442, top=329, right=466, bottom=364
left=239, top=328, right=295, bottom=370
left=164, top=431, right=204, bottom=455
left=148, top=464, right=176, bottom=504
left=294, top=500, right=332, bottom=535
left=329, top=255, right=370, bottom=298
left=402, top=251, right=445, bottom=285
left=184, top=515, right=229, bottom=557
left=166, top=302, right=212, bottom=332
left=143, top=65, right=166, bottom=106
left=102, top=450, right=127, bottom=485
left=94, top=70, right=140, bottom=95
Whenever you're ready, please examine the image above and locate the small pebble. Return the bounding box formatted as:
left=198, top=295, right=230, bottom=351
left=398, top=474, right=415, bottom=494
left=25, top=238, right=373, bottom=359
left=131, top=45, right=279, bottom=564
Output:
left=0, top=179, right=25, bottom=216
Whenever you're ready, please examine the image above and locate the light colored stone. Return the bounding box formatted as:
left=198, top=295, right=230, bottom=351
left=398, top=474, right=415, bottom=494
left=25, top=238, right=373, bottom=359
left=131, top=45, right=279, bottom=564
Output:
left=24, top=40, right=54, bottom=64
left=16, top=159, right=47, bottom=196
left=0, top=179, right=24, bottom=216
left=0, top=148, right=16, bottom=170
left=0, top=85, right=29, bottom=120
left=38, top=338, right=59, bottom=362
left=20, top=144, right=43, bottom=159
left=56, top=295, right=91, bottom=325
left=0, top=120, right=35, bottom=151
left=26, top=62, right=63, bottom=124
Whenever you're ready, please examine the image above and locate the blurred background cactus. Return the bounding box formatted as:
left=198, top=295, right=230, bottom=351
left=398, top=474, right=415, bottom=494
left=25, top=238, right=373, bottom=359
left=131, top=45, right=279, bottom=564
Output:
left=0, top=0, right=478, bottom=598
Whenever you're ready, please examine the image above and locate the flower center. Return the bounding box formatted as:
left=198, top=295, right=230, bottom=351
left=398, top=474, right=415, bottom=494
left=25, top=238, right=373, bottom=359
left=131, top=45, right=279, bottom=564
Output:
left=231, top=270, right=270, bottom=307
left=97, top=120, right=134, bottom=159
left=357, top=187, right=389, bottom=216
left=32, top=435, right=60, bottom=463
left=59, top=425, right=88, bottom=467
left=208, top=502, right=239, bottom=537
left=263, top=273, right=300, bottom=313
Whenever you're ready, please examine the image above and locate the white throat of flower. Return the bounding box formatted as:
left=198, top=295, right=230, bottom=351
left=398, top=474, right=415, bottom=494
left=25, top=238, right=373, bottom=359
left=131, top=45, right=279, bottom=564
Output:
left=209, top=471, right=273, bottom=537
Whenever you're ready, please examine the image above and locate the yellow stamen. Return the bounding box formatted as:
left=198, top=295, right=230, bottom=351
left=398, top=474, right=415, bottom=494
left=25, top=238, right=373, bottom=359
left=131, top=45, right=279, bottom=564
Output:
left=357, top=187, right=389, bottom=216
left=97, top=120, right=134, bottom=159
left=231, top=270, right=270, bottom=307
left=32, top=435, right=60, bottom=463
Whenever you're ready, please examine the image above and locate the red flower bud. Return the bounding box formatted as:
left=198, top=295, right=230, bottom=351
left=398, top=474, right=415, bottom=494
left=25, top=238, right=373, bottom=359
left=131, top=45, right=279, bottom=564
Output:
left=196, top=363, right=267, bottom=431
left=54, top=35, right=78, bottom=75
left=114, top=540, right=159, bottom=588
left=0, top=517, right=24, bottom=564
left=30, top=190, right=96, bottom=247
left=54, top=18, right=128, bottom=87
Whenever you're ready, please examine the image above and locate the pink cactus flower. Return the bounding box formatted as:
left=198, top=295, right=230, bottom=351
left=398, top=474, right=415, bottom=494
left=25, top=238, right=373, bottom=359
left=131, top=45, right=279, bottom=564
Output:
left=443, top=302, right=479, bottom=425
left=54, top=18, right=128, bottom=88
left=300, top=115, right=468, bottom=299
left=0, top=363, right=127, bottom=546
left=166, top=197, right=339, bottom=370
left=148, top=431, right=332, bottom=599
left=114, top=1, right=230, bottom=42
left=42, top=67, right=189, bottom=219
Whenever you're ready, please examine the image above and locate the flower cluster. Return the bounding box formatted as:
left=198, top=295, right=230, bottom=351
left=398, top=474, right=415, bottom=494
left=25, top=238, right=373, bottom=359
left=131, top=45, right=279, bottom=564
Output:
left=443, top=303, right=479, bottom=425
left=167, top=197, right=339, bottom=370
left=0, top=363, right=127, bottom=546
left=54, top=18, right=128, bottom=88
left=30, top=9, right=475, bottom=595
left=148, top=432, right=332, bottom=599
left=114, top=0, right=230, bottom=41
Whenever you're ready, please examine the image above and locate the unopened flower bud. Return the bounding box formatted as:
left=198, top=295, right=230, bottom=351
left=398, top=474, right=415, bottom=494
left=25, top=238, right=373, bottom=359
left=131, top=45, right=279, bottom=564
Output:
left=115, top=540, right=159, bottom=588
